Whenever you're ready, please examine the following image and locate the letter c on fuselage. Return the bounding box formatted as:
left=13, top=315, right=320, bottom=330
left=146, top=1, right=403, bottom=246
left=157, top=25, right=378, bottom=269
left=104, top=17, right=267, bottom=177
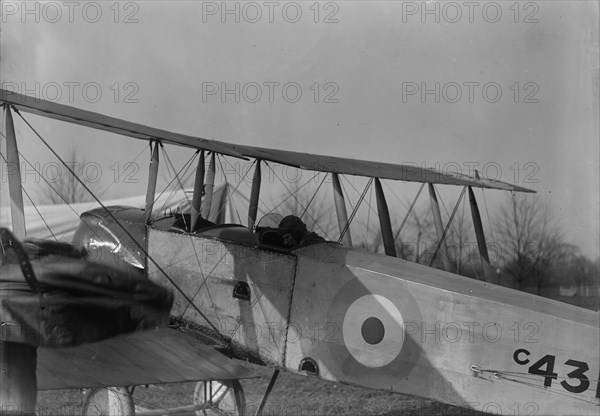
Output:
left=513, top=348, right=531, bottom=365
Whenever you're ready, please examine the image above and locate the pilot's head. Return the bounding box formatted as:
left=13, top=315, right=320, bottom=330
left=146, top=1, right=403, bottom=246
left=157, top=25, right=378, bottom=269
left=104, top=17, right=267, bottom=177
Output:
left=278, top=215, right=307, bottom=247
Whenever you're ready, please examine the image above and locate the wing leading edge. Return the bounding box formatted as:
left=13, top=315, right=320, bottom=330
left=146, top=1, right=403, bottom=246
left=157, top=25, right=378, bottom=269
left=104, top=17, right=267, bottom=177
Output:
left=1, top=89, right=534, bottom=193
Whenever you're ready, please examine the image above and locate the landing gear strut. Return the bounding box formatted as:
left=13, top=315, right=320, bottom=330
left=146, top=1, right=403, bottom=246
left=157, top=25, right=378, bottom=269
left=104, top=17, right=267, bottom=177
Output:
left=79, top=380, right=247, bottom=416
left=194, top=380, right=246, bottom=416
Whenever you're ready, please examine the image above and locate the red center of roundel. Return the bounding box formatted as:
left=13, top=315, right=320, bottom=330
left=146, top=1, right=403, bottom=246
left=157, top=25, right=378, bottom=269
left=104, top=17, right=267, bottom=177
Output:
left=361, top=317, right=385, bottom=345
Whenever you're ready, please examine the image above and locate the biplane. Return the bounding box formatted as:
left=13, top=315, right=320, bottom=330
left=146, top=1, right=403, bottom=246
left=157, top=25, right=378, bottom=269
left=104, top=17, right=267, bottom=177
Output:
left=1, top=88, right=598, bottom=415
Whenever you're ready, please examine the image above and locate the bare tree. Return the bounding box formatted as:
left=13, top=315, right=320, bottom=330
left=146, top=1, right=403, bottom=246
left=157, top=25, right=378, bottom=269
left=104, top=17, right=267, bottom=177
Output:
left=39, top=145, right=98, bottom=204
left=361, top=201, right=436, bottom=263
left=397, top=203, right=435, bottom=264
left=494, top=194, right=568, bottom=294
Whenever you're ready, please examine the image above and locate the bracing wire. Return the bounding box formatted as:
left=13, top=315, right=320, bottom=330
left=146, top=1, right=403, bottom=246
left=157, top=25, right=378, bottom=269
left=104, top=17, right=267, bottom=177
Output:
left=429, top=186, right=466, bottom=267
left=391, top=182, right=425, bottom=244
left=14, top=108, right=224, bottom=339
left=267, top=170, right=321, bottom=214
left=143, top=147, right=198, bottom=222
left=341, top=176, right=379, bottom=220
left=264, top=161, right=331, bottom=239
left=300, top=172, right=329, bottom=219
left=160, top=144, right=193, bottom=203
left=94, top=143, right=148, bottom=202
left=338, top=177, right=373, bottom=244
left=0, top=150, right=58, bottom=241
left=156, top=144, right=196, bottom=215
left=218, top=156, right=256, bottom=225
left=0, top=129, right=108, bottom=243
left=436, top=185, right=463, bottom=245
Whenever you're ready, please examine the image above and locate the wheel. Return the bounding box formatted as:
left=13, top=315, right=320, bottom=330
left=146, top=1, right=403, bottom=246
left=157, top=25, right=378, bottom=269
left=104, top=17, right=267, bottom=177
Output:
left=193, top=380, right=246, bottom=416
left=81, top=387, right=135, bottom=416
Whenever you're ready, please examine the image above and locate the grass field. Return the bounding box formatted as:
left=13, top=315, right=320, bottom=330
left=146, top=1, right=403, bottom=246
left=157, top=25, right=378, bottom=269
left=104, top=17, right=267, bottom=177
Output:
left=37, top=365, right=489, bottom=415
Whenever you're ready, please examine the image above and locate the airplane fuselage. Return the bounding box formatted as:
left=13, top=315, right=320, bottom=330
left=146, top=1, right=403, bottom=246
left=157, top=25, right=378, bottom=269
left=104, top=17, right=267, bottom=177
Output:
left=144, top=224, right=600, bottom=416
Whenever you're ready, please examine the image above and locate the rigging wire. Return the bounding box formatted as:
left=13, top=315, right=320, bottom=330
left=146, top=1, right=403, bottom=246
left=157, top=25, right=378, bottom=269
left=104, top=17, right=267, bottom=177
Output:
left=172, top=151, right=225, bottom=326
left=218, top=156, right=256, bottom=225
left=267, top=170, right=321, bottom=214
left=178, top=249, right=227, bottom=326
left=0, top=151, right=57, bottom=241
left=429, top=186, right=466, bottom=267
left=381, top=181, right=441, bottom=259
left=341, top=176, right=379, bottom=220
left=436, top=186, right=462, bottom=243
left=338, top=177, right=373, bottom=245
left=391, top=182, right=425, bottom=244
left=14, top=108, right=224, bottom=339
left=140, top=147, right=198, bottom=222
left=381, top=179, right=412, bottom=212
left=0, top=130, right=106, bottom=242
left=153, top=147, right=225, bottom=330
left=339, top=176, right=380, bottom=244
left=170, top=162, right=224, bottom=329
left=94, top=143, right=148, bottom=202
left=216, top=154, right=255, bottom=224
left=160, top=144, right=193, bottom=205
left=241, top=158, right=277, bottom=216
left=156, top=144, right=196, bottom=215
left=300, top=172, right=329, bottom=220
left=264, top=160, right=330, bottom=239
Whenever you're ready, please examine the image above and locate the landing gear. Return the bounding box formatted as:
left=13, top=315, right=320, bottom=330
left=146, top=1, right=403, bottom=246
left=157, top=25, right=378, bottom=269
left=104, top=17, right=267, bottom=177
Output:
left=81, top=387, right=135, bottom=416
left=193, top=380, right=246, bottom=416
left=79, top=381, right=247, bottom=416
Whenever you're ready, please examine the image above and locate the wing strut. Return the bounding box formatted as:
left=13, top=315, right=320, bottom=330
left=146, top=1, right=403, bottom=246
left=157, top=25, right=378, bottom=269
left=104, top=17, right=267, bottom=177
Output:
left=248, top=159, right=261, bottom=230
left=254, top=370, right=280, bottom=416
left=3, top=105, right=26, bottom=239
left=201, top=153, right=216, bottom=219
left=190, top=150, right=205, bottom=230
left=144, top=141, right=160, bottom=225
left=468, top=186, right=492, bottom=280
left=332, top=173, right=352, bottom=247
left=375, top=178, right=397, bottom=257
left=428, top=184, right=450, bottom=271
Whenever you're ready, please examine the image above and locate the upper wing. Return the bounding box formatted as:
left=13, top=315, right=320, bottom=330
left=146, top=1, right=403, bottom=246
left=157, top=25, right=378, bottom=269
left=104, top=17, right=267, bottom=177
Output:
left=1, top=89, right=534, bottom=192
left=0, top=89, right=245, bottom=159
left=230, top=145, right=535, bottom=192
left=37, top=328, right=256, bottom=390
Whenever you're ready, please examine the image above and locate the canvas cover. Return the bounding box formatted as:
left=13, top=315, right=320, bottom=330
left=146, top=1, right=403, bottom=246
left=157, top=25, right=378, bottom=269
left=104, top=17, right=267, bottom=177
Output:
left=0, top=228, right=172, bottom=347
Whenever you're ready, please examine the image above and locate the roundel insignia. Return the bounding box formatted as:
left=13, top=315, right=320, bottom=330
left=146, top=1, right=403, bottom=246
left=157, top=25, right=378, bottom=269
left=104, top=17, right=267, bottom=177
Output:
left=326, top=273, right=422, bottom=384
left=342, top=294, right=404, bottom=368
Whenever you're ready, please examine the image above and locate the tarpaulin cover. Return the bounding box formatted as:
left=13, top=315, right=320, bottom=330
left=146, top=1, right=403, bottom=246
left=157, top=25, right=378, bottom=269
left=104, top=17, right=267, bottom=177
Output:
left=0, top=229, right=173, bottom=348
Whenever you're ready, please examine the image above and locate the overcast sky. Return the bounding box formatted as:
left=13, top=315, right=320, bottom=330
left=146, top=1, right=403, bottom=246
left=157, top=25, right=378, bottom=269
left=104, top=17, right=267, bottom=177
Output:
left=1, top=1, right=598, bottom=258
